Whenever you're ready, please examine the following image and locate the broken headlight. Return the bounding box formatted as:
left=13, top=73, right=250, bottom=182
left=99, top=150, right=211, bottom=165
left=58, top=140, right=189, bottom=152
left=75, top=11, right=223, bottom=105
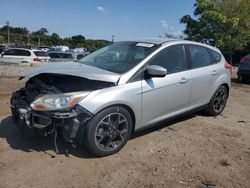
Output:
left=30, top=92, right=89, bottom=111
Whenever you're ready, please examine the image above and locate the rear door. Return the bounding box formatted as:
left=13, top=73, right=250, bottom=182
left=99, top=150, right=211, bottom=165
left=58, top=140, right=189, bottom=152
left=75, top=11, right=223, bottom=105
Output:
left=19, top=49, right=32, bottom=64
left=142, top=44, right=192, bottom=127
left=186, top=45, right=220, bottom=109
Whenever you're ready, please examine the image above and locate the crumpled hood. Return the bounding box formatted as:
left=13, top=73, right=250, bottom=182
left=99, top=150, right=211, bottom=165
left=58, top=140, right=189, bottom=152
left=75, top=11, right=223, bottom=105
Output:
left=22, top=62, right=120, bottom=83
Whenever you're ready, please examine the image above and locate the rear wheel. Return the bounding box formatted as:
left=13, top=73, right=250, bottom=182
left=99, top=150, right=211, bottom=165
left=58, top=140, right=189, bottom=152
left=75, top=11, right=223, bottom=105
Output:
left=237, top=75, right=246, bottom=83
left=206, top=85, right=228, bottom=116
left=84, top=106, right=133, bottom=156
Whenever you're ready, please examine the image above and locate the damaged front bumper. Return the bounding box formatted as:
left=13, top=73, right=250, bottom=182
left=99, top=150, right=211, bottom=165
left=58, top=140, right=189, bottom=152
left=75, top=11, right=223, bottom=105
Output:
left=10, top=89, right=93, bottom=149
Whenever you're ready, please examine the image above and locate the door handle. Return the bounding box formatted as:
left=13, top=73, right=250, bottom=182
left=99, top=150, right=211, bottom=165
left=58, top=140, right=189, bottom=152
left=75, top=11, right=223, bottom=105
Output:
left=179, top=77, right=189, bottom=84
left=211, top=70, right=218, bottom=75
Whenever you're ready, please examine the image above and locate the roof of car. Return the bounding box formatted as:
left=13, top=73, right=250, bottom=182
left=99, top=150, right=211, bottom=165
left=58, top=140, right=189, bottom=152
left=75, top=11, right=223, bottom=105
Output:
left=125, top=38, right=178, bottom=45
left=48, top=51, right=73, bottom=54
left=32, top=50, right=46, bottom=52
left=5, top=48, right=32, bottom=51
left=123, top=38, right=221, bottom=53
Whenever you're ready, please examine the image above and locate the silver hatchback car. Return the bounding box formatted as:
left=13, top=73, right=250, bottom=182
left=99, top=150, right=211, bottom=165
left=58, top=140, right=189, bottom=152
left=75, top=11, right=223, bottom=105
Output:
left=11, top=38, right=232, bottom=156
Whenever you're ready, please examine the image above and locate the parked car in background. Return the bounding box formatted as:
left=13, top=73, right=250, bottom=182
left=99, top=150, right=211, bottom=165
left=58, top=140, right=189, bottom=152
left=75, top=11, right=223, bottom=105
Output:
left=50, top=45, right=69, bottom=52
left=32, top=50, right=50, bottom=63
left=38, top=46, right=51, bottom=52
left=72, top=52, right=89, bottom=61
left=48, top=51, right=75, bottom=62
left=0, top=44, right=8, bottom=53
left=11, top=38, right=231, bottom=156
left=0, top=48, right=42, bottom=65
left=240, top=54, right=250, bottom=63
left=72, top=47, right=91, bottom=56
left=73, top=47, right=88, bottom=53
left=237, top=59, right=250, bottom=82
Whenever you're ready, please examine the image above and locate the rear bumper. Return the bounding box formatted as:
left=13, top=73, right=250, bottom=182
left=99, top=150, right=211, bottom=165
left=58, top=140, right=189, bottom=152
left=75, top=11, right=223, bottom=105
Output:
left=10, top=90, right=93, bottom=145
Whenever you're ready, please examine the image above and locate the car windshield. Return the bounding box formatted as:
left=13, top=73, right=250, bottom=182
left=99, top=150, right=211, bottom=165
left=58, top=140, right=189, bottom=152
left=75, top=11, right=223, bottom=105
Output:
left=79, top=42, right=158, bottom=74
left=49, top=53, right=73, bottom=59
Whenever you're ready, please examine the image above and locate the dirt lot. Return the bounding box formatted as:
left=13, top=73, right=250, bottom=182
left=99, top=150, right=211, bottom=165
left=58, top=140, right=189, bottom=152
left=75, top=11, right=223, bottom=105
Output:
left=0, top=65, right=250, bottom=188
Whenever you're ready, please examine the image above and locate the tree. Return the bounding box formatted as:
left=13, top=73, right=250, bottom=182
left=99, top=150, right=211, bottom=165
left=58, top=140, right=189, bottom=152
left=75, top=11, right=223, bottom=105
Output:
left=71, top=35, right=85, bottom=48
left=0, top=25, right=110, bottom=51
left=34, top=28, right=48, bottom=36
left=164, top=32, right=184, bottom=39
left=180, top=0, right=250, bottom=64
left=51, top=33, right=60, bottom=45
left=0, top=35, right=4, bottom=43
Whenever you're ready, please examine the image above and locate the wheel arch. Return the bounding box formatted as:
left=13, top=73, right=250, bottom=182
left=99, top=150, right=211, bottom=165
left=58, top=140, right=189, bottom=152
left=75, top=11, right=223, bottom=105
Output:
left=95, top=103, right=136, bottom=134
left=221, top=83, right=230, bottom=97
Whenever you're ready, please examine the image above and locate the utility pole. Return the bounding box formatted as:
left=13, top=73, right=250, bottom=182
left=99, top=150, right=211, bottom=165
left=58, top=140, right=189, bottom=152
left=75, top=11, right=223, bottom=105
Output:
left=6, top=21, right=10, bottom=45
left=37, top=36, right=41, bottom=47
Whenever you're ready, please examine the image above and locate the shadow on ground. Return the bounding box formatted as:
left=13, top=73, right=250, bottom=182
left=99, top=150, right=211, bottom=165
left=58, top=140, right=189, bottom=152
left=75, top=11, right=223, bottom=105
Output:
left=0, top=113, right=198, bottom=158
left=231, top=78, right=250, bottom=85
left=0, top=116, right=95, bottom=158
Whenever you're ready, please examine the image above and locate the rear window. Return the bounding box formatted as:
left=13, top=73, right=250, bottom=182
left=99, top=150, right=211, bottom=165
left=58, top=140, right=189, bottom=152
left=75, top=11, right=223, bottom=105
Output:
left=34, top=51, right=49, bottom=57
left=209, top=49, right=221, bottom=64
left=188, top=45, right=212, bottom=68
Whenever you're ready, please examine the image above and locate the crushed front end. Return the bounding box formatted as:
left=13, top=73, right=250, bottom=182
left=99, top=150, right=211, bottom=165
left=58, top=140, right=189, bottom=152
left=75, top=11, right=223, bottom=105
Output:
left=10, top=73, right=114, bottom=152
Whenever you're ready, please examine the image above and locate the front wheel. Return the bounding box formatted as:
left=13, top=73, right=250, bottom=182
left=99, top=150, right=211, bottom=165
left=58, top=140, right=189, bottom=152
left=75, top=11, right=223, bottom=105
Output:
left=84, top=106, right=133, bottom=157
left=206, top=85, right=228, bottom=116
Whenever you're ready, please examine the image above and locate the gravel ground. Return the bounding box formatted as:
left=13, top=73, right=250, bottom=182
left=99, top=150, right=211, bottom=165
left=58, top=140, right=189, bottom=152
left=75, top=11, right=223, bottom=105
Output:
left=0, top=65, right=250, bottom=188
left=0, top=64, right=41, bottom=77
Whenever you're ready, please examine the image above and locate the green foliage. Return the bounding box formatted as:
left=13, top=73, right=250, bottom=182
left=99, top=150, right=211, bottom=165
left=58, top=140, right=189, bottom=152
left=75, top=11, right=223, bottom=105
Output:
left=51, top=33, right=60, bottom=45
left=33, top=28, right=48, bottom=36
left=0, top=26, right=110, bottom=51
left=0, top=35, right=4, bottom=43
left=180, top=0, right=250, bottom=63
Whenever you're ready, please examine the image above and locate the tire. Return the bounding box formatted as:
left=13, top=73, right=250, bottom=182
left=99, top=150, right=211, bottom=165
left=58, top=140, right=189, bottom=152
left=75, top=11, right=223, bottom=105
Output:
left=237, top=75, right=246, bottom=83
left=84, top=106, right=133, bottom=157
left=206, top=85, right=228, bottom=116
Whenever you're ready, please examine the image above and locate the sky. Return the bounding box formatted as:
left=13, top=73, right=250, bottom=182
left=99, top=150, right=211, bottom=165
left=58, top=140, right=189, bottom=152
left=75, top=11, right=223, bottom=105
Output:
left=0, top=0, right=196, bottom=41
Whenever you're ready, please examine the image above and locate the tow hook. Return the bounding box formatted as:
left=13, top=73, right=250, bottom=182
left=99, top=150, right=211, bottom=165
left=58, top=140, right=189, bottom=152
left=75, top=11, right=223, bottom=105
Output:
left=17, top=108, right=31, bottom=127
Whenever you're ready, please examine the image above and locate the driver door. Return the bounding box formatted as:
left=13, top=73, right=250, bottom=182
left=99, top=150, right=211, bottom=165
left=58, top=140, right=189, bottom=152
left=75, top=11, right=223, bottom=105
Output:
left=141, top=45, right=192, bottom=127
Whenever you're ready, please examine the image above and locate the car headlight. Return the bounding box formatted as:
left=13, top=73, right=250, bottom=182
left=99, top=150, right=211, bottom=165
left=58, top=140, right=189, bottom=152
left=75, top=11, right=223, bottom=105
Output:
left=30, top=92, right=89, bottom=111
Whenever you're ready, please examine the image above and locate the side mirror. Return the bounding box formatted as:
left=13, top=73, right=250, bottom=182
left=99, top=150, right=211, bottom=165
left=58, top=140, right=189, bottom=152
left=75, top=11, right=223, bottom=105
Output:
left=1, top=52, right=4, bottom=56
left=145, top=65, right=167, bottom=78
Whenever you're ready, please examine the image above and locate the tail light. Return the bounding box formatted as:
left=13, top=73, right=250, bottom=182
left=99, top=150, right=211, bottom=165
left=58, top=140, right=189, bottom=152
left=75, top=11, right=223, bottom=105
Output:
left=33, top=57, right=41, bottom=62
left=224, top=61, right=232, bottom=74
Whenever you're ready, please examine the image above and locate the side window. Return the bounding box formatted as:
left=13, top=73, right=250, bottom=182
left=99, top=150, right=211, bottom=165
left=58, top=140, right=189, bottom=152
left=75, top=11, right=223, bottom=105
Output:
left=188, top=45, right=211, bottom=68
left=48, top=53, right=59, bottom=58
left=15, top=49, right=25, bottom=56
left=209, top=49, right=221, bottom=64
left=148, top=45, right=187, bottom=74
left=129, top=69, right=143, bottom=83
left=24, top=50, right=31, bottom=56
left=4, top=49, right=16, bottom=56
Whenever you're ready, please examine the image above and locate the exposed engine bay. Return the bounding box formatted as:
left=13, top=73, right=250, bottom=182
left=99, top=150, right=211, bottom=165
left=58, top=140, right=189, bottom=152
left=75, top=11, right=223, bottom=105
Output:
left=10, top=73, right=115, bottom=153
